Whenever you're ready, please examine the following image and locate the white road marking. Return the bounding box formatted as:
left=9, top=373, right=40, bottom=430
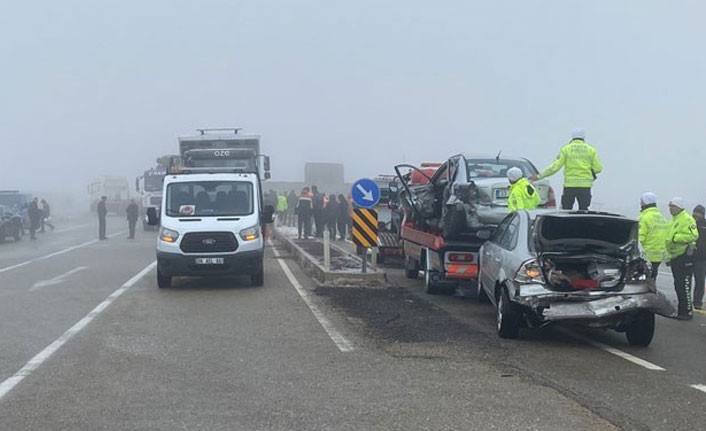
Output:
left=0, top=260, right=156, bottom=401
left=30, top=266, right=88, bottom=291
left=690, top=384, right=706, bottom=394
left=0, top=231, right=126, bottom=275
left=560, top=329, right=666, bottom=371
left=269, top=241, right=354, bottom=352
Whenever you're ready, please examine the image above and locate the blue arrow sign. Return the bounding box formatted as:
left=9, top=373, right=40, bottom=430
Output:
left=351, top=178, right=380, bottom=209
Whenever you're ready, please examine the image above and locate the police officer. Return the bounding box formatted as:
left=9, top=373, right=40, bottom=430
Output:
left=276, top=192, right=288, bottom=225
left=97, top=196, right=108, bottom=240
left=666, top=197, right=699, bottom=320
left=126, top=199, right=139, bottom=239
left=536, top=128, right=603, bottom=210
left=638, top=192, right=668, bottom=281
left=507, top=167, right=540, bottom=212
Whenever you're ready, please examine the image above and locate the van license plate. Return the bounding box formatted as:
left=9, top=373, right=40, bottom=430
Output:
left=195, top=257, right=224, bottom=265
left=495, top=189, right=509, bottom=199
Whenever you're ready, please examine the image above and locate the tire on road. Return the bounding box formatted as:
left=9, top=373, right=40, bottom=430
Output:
left=497, top=287, right=521, bottom=339
left=625, top=311, right=655, bottom=347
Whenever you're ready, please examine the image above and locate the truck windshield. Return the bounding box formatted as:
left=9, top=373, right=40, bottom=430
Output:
left=144, top=175, right=164, bottom=192
left=165, top=181, right=254, bottom=217
left=466, top=159, right=536, bottom=180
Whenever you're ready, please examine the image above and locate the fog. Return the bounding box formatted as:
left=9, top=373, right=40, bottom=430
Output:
left=2, top=0, right=705, bottom=216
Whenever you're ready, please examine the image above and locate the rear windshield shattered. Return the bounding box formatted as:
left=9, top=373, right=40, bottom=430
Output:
left=540, top=217, right=635, bottom=245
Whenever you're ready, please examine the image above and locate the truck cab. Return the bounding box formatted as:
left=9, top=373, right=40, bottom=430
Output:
left=151, top=129, right=274, bottom=288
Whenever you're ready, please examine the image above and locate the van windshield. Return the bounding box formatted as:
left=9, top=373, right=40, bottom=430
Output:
left=165, top=181, right=254, bottom=217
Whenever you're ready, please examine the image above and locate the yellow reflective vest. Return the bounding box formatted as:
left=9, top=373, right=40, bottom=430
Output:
left=666, top=210, right=699, bottom=260
left=638, top=206, right=668, bottom=263
left=538, top=139, right=603, bottom=188
left=508, top=178, right=540, bottom=212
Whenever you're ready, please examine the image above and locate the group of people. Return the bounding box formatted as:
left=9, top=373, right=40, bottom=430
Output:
left=26, top=198, right=54, bottom=240
left=266, top=187, right=352, bottom=240
left=95, top=196, right=140, bottom=240
left=506, top=128, right=703, bottom=320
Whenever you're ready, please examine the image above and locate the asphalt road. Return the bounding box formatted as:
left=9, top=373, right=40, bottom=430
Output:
left=0, top=219, right=700, bottom=430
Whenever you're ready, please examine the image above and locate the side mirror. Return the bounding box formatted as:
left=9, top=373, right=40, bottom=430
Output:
left=264, top=171, right=271, bottom=180
left=135, top=178, right=140, bottom=193
left=476, top=229, right=492, bottom=241
left=264, top=156, right=271, bottom=172
left=262, top=205, right=275, bottom=224
left=146, top=207, right=159, bottom=226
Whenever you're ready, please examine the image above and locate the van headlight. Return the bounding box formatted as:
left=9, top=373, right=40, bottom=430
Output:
left=239, top=226, right=260, bottom=241
left=159, top=227, right=179, bottom=243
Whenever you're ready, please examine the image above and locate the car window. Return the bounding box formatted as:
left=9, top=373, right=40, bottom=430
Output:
left=490, top=214, right=513, bottom=243
left=465, top=159, right=537, bottom=181
left=499, top=214, right=520, bottom=250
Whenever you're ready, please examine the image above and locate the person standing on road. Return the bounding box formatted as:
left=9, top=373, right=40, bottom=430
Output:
left=39, top=199, right=55, bottom=232
left=535, top=128, right=603, bottom=210
left=507, top=167, right=540, bottom=212
left=638, top=192, right=668, bottom=281
left=323, top=193, right=339, bottom=239
left=296, top=187, right=313, bottom=239
left=666, top=197, right=699, bottom=320
left=28, top=197, right=41, bottom=240
left=311, top=185, right=325, bottom=238
left=97, top=196, right=108, bottom=240
left=286, top=190, right=298, bottom=227
left=276, top=192, right=288, bottom=226
left=337, top=194, right=350, bottom=240
left=691, top=204, right=706, bottom=310
left=126, top=199, right=139, bottom=239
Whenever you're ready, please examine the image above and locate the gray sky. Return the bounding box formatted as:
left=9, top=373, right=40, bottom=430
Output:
left=2, top=0, right=705, bottom=214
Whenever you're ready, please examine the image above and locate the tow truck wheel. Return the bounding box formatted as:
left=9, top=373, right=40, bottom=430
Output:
left=497, top=288, right=520, bottom=339
left=157, top=269, right=172, bottom=289
left=251, top=268, right=264, bottom=287
left=405, top=256, right=419, bottom=279
left=625, top=311, right=655, bottom=347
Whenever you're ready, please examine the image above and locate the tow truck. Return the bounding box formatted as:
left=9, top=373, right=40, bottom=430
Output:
left=394, top=155, right=555, bottom=295
left=148, top=128, right=274, bottom=288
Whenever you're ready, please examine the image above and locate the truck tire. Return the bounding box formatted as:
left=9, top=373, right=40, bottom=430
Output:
left=157, top=269, right=172, bottom=289
left=251, top=268, right=264, bottom=287
left=405, top=256, right=419, bottom=279
left=625, top=311, right=655, bottom=347
left=497, top=288, right=520, bottom=339
left=443, top=204, right=466, bottom=241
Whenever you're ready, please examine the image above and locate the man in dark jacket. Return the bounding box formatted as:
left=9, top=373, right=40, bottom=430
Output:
left=311, top=185, right=325, bottom=238
left=40, top=199, right=55, bottom=232
left=126, top=199, right=139, bottom=239
left=323, top=194, right=338, bottom=239
left=692, top=204, right=706, bottom=309
left=296, top=188, right=313, bottom=239
left=97, top=196, right=108, bottom=240
left=286, top=190, right=298, bottom=227
left=28, top=198, right=41, bottom=240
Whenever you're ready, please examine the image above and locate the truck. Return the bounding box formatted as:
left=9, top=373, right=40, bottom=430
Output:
left=135, top=157, right=172, bottom=231
left=88, top=176, right=130, bottom=215
left=148, top=128, right=274, bottom=289
left=394, top=155, right=555, bottom=295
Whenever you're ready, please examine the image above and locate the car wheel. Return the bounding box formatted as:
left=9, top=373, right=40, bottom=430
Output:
left=251, top=268, right=264, bottom=287
left=157, top=269, right=172, bottom=289
left=497, top=288, right=520, bottom=339
left=625, top=311, right=655, bottom=347
left=405, top=256, right=419, bottom=279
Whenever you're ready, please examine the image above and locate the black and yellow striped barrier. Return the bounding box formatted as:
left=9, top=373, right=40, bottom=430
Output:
left=352, top=208, right=378, bottom=248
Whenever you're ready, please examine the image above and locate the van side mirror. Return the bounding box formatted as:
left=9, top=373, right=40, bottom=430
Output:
left=146, top=207, right=159, bottom=226
left=262, top=205, right=275, bottom=224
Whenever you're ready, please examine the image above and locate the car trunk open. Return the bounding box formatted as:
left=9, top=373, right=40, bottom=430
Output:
left=534, top=213, right=639, bottom=292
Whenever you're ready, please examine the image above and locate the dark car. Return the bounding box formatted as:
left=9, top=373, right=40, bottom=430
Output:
left=0, top=205, right=23, bottom=242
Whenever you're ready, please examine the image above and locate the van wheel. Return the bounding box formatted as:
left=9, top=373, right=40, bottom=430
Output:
left=405, top=256, right=419, bottom=279
left=626, top=311, right=655, bottom=347
left=497, top=288, right=520, bottom=339
left=251, top=268, right=264, bottom=287
left=157, top=269, right=172, bottom=289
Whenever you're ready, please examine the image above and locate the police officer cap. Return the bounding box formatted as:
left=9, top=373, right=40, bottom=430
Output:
left=669, top=197, right=685, bottom=209
left=571, top=128, right=586, bottom=140
left=506, top=167, right=524, bottom=183
left=640, top=192, right=657, bottom=206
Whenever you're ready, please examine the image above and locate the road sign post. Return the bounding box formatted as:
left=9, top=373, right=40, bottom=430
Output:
left=351, top=178, right=381, bottom=273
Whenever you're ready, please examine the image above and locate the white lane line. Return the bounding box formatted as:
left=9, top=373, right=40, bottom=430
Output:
left=0, top=260, right=156, bottom=401
left=0, top=231, right=126, bottom=275
left=30, top=266, right=89, bottom=291
left=690, top=384, right=706, bottom=394
left=269, top=241, right=354, bottom=353
left=559, top=329, right=665, bottom=371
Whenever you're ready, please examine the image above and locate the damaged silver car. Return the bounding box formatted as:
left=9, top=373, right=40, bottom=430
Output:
left=478, top=210, right=674, bottom=345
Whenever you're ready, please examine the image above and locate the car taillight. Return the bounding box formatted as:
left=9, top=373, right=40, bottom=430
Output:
left=541, top=186, right=557, bottom=208
left=448, top=253, right=475, bottom=263
left=514, top=259, right=545, bottom=284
